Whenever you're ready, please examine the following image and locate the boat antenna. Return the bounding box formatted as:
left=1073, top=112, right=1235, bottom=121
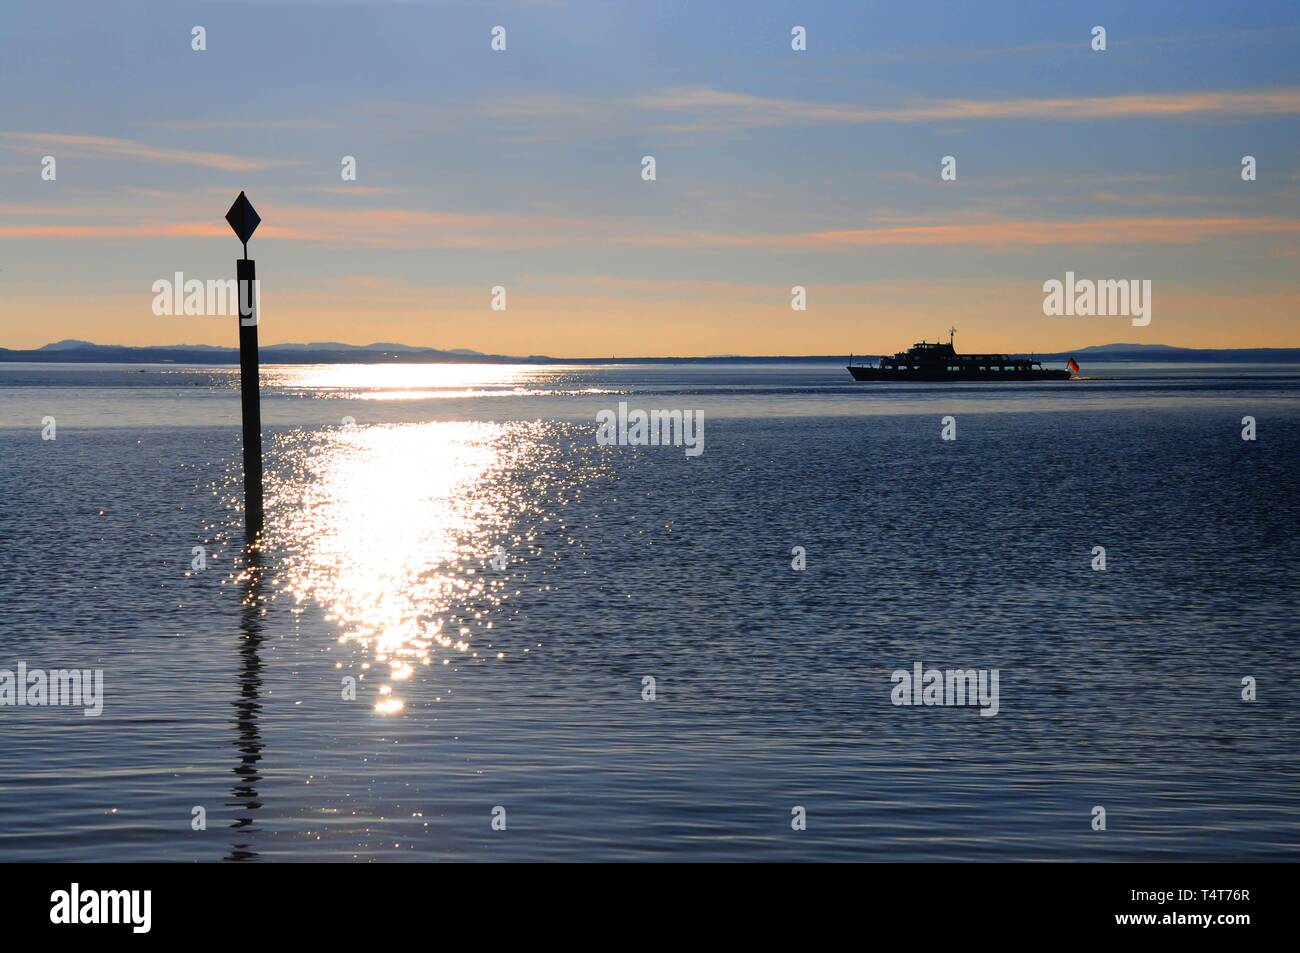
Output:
left=949, top=326, right=956, bottom=346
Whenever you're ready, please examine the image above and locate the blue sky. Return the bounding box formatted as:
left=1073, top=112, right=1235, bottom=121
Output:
left=2, top=0, right=1298, bottom=354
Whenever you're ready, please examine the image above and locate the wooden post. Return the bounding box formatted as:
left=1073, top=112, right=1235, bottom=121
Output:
left=237, top=256, right=263, bottom=537
left=226, top=192, right=264, bottom=540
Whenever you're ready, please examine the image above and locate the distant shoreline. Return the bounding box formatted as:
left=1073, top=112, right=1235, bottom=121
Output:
left=4, top=342, right=1300, bottom=366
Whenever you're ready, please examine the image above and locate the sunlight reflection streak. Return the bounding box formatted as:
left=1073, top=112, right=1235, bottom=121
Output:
left=268, top=420, right=518, bottom=713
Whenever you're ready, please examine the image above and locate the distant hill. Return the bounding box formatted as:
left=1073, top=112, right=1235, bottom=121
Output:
left=1070, top=343, right=1184, bottom=353
left=2, top=341, right=1299, bottom=365
left=2, top=341, right=523, bottom=365
left=1038, top=343, right=1300, bottom=363
left=39, top=339, right=104, bottom=351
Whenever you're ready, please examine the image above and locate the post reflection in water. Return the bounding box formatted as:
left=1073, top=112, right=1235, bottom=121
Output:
left=227, top=545, right=266, bottom=862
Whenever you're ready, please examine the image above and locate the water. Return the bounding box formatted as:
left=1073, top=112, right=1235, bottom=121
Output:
left=2, top=361, right=1298, bottom=861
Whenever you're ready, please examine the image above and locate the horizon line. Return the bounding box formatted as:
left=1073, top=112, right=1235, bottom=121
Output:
left=7, top=339, right=1300, bottom=364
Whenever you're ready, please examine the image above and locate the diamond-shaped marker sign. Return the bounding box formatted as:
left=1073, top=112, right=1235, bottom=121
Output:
left=225, top=191, right=261, bottom=249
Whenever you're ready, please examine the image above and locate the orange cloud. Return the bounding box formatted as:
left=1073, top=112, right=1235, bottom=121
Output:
left=0, top=221, right=225, bottom=239
left=2, top=198, right=1297, bottom=251
left=0, top=202, right=609, bottom=247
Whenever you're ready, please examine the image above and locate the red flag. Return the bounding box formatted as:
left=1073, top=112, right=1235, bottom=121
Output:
left=1067, top=357, right=1080, bottom=376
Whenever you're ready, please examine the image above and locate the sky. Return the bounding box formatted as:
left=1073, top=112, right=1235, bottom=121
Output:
left=1, top=0, right=1298, bottom=356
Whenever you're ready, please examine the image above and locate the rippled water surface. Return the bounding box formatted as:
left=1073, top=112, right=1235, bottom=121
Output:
left=2, top=362, right=1299, bottom=861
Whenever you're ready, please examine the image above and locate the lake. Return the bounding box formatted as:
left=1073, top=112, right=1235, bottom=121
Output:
left=1, top=361, right=1298, bottom=861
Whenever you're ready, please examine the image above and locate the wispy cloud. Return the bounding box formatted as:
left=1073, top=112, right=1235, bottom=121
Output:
left=118, top=82, right=1300, bottom=152
left=626, top=216, right=1300, bottom=249
left=0, top=202, right=607, bottom=247
left=637, top=87, right=1300, bottom=130
left=0, top=133, right=280, bottom=171
left=348, top=85, right=1300, bottom=143
left=3, top=200, right=1296, bottom=250
left=0, top=221, right=225, bottom=240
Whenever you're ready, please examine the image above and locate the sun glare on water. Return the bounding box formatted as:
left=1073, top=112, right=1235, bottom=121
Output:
left=266, top=363, right=542, bottom=399
left=266, top=419, right=529, bottom=714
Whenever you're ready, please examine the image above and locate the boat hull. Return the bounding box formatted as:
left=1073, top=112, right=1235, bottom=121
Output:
left=847, top=366, right=1071, bottom=382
